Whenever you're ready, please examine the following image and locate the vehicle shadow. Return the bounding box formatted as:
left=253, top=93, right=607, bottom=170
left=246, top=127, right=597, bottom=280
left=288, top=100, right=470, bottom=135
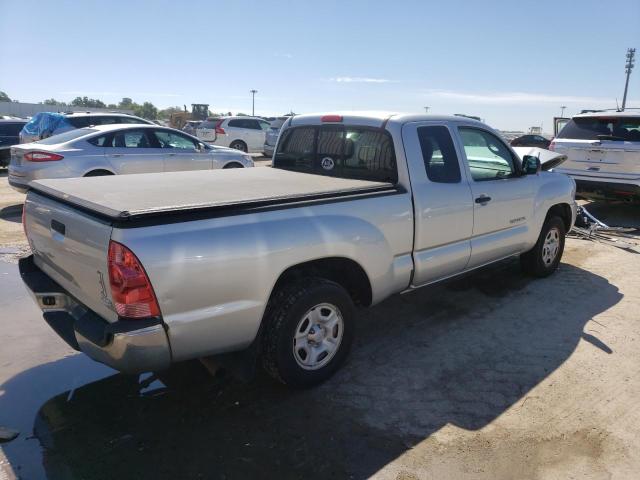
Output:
left=0, top=204, right=23, bottom=223
left=581, top=200, right=640, bottom=233
left=0, top=259, right=622, bottom=479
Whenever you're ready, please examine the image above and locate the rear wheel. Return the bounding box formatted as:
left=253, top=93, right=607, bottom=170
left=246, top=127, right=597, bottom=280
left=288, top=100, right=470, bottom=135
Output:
left=520, top=216, right=566, bottom=277
left=229, top=140, right=248, bottom=153
left=84, top=170, right=114, bottom=177
left=261, top=278, right=355, bottom=388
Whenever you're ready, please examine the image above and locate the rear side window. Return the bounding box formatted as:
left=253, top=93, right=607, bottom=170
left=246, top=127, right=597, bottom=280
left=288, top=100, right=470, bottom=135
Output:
left=0, top=123, right=25, bottom=136
left=557, top=116, right=640, bottom=141
left=198, top=121, right=216, bottom=129
left=118, top=116, right=150, bottom=125
left=87, top=134, right=109, bottom=146
left=228, top=119, right=247, bottom=128
left=274, top=125, right=397, bottom=183
left=110, top=130, right=152, bottom=148
left=66, top=117, right=91, bottom=128
left=417, top=126, right=461, bottom=183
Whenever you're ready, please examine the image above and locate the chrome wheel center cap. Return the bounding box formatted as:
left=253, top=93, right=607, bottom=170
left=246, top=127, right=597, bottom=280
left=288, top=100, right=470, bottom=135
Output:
left=307, top=325, right=325, bottom=344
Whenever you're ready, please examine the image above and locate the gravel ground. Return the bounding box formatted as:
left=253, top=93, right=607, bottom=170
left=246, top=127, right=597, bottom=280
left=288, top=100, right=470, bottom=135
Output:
left=0, top=170, right=639, bottom=479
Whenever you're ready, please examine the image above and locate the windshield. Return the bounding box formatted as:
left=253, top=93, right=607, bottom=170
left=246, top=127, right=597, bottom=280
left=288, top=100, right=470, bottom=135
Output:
left=557, top=116, right=640, bottom=141
left=35, top=128, right=98, bottom=145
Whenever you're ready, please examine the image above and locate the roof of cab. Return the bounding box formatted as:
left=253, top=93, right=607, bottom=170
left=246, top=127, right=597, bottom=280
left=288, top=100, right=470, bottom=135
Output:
left=573, top=110, right=640, bottom=118
left=289, top=111, right=485, bottom=128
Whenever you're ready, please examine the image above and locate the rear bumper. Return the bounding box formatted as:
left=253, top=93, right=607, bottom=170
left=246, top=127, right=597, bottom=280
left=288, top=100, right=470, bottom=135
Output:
left=574, top=178, right=640, bottom=200
left=263, top=143, right=275, bottom=157
left=19, top=255, right=172, bottom=373
left=8, top=176, right=29, bottom=193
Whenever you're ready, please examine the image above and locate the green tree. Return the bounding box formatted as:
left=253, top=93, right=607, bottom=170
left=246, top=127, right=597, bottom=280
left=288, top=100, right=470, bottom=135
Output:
left=43, top=98, right=66, bottom=106
left=107, top=103, right=117, bottom=109
left=118, top=97, right=134, bottom=109
left=157, top=106, right=183, bottom=119
left=0, top=91, right=11, bottom=102
left=134, top=102, right=158, bottom=120
left=71, top=96, right=106, bottom=108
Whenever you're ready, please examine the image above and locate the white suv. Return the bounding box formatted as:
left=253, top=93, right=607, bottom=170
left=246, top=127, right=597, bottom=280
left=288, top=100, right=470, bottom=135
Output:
left=196, top=116, right=270, bottom=153
left=551, top=111, right=640, bottom=201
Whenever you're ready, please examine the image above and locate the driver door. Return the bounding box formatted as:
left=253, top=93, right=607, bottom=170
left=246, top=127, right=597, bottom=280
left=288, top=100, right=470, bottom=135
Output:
left=456, top=127, right=537, bottom=268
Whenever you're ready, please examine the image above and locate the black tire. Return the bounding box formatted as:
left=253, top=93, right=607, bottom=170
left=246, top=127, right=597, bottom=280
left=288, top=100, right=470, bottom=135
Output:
left=520, top=216, right=566, bottom=277
left=84, top=170, right=114, bottom=177
left=229, top=140, right=248, bottom=153
left=261, top=278, right=355, bottom=388
left=223, top=162, right=244, bottom=169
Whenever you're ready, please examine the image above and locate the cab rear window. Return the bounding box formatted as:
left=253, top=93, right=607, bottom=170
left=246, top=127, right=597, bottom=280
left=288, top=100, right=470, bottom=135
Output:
left=557, top=116, right=640, bottom=141
left=273, top=125, right=397, bottom=183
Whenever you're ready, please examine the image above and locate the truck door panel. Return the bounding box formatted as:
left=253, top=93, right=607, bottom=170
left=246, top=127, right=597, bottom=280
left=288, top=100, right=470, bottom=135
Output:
left=402, top=123, right=474, bottom=286
left=456, top=127, right=536, bottom=268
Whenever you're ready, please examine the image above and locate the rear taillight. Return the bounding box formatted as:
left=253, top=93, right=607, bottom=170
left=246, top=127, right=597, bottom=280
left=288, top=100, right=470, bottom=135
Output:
left=24, top=151, right=64, bottom=162
left=548, top=140, right=556, bottom=151
left=214, top=120, right=226, bottom=135
left=108, top=240, right=160, bottom=319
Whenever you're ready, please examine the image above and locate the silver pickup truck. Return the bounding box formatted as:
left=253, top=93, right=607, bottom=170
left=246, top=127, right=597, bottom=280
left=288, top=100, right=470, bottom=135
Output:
left=19, top=113, right=577, bottom=387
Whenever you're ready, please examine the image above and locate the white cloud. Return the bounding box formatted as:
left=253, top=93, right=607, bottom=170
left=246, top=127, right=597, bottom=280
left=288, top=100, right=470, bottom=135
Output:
left=329, top=76, right=394, bottom=84
left=273, top=53, right=293, bottom=58
left=421, top=89, right=614, bottom=105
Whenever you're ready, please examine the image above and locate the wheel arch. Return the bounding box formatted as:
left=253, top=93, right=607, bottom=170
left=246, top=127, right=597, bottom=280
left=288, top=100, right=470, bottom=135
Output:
left=269, top=257, right=373, bottom=308
left=545, top=202, right=573, bottom=232
left=83, top=168, right=115, bottom=177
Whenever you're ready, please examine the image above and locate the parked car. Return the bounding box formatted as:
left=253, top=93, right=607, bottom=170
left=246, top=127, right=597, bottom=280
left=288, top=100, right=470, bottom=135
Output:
left=19, top=112, right=576, bottom=387
left=182, top=120, right=203, bottom=136
left=9, top=124, right=254, bottom=192
left=550, top=111, right=640, bottom=201
left=510, top=134, right=551, bottom=149
left=263, top=116, right=289, bottom=157
left=0, top=118, right=27, bottom=167
left=19, top=111, right=153, bottom=144
left=196, top=116, right=270, bottom=152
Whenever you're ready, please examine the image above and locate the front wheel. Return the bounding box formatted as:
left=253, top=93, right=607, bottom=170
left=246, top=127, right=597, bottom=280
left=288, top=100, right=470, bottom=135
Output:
left=261, top=278, right=355, bottom=388
left=520, top=216, right=566, bottom=277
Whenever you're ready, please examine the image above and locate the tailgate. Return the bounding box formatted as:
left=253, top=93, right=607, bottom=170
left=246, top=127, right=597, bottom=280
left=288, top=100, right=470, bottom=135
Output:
left=557, top=141, right=640, bottom=179
left=24, top=191, right=118, bottom=323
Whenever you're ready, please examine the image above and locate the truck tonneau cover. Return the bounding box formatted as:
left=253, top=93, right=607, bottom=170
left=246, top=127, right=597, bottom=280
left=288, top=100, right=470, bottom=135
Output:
left=30, top=168, right=394, bottom=221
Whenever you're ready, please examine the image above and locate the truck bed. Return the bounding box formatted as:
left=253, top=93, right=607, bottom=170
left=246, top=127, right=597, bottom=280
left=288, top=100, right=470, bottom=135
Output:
left=29, top=168, right=395, bottom=222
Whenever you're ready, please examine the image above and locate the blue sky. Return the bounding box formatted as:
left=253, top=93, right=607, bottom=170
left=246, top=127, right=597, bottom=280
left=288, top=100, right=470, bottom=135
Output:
left=1, top=0, right=638, bottom=131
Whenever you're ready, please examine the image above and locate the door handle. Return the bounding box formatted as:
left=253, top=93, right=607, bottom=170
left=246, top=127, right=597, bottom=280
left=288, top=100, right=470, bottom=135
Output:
left=110, top=154, right=123, bottom=157
left=167, top=153, right=177, bottom=156
left=475, top=195, right=491, bottom=204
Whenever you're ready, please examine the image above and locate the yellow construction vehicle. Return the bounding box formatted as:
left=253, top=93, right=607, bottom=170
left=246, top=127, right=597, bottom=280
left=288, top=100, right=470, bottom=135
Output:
left=169, top=104, right=210, bottom=130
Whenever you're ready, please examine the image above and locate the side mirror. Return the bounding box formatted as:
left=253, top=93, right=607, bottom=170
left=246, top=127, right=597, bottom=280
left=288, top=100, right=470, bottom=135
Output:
left=522, top=155, right=541, bottom=175
left=197, top=142, right=206, bottom=152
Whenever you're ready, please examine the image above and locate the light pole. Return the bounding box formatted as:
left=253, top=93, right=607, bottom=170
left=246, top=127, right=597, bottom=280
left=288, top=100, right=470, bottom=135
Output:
left=424, top=106, right=430, bottom=113
left=250, top=89, right=258, bottom=116
left=622, top=48, right=635, bottom=111
left=560, top=105, right=566, bottom=117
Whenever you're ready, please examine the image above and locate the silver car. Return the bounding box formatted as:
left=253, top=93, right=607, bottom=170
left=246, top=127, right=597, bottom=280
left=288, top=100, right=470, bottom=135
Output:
left=263, top=116, right=288, bottom=157
left=9, top=124, right=254, bottom=192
